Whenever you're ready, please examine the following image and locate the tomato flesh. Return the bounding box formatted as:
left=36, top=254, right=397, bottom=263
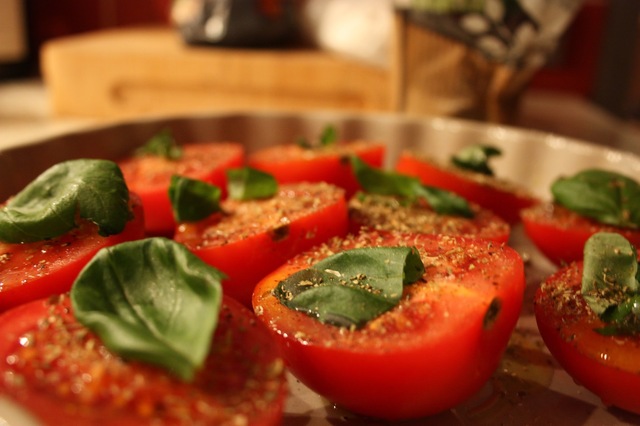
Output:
left=534, top=262, right=640, bottom=414
left=248, top=141, right=385, bottom=198
left=0, top=294, right=287, bottom=425
left=252, top=230, right=525, bottom=420
left=395, top=152, right=538, bottom=224
left=348, top=194, right=510, bottom=243
left=0, top=195, right=145, bottom=312
left=174, top=182, right=348, bottom=307
left=118, top=143, right=244, bottom=236
left=521, top=203, right=640, bottom=266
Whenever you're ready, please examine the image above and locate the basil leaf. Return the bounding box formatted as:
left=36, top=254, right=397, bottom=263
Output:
left=350, top=156, right=474, bottom=217
left=319, top=125, right=338, bottom=147
left=169, top=175, right=222, bottom=222
left=275, top=246, right=425, bottom=328
left=413, top=185, right=474, bottom=218
left=135, top=129, right=183, bottom=160
left=226, top=167, right=278, bottom=200
left=582, top=232, right=640, bottom=334
left=71, top=238, right=224, bottom=381
left=552, top=169, right=640, bottom=228
left=0, top=159, right=132, bottom=243
left=451, top=144, right=501, bottom=176
left=296, top=124, right=338, bottom=149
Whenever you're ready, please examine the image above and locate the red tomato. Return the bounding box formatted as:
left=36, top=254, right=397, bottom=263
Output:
left=174, top=182, right=348, bottom=307
left=0, top=195, right=145, bottom=312
left=118, top=142, right=244, bottom=236
left=521, top=203, right=640, bottom=266
left=0, top=294, right=287, bottom=425
left=348, top=194, right=510, bottom=243
left=534, top=262, right=640, bottom=414
left=395, top=151, right=539, bottom=224
left=247, top=141, right=385, bottom=198
left=252, top=230, right=525, bottom=420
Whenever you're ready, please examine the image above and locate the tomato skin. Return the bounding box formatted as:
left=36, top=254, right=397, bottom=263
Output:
left=0, top=195, right=145, bottom=313
left=253, top=231, right=525, bottom=420
left=521, top=203, right=640, bottom=266
left=174, top=182, right=349, bottom=308
left=0, top=295, right=287, bottom=426
left=348, top=194, right=510, bottom=243
left=395, top=152, right=538, bottom=224
left=534, top=262, right=640, bottom=414
left=247, top=141, right=385, bottom=198
left=118, top=143, right=245, bottom=236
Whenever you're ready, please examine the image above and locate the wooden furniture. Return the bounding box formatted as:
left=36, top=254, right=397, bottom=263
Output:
left=41, top=26, right=398, bottom=119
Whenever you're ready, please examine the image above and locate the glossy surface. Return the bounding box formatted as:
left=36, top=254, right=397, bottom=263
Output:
left=118, top=142, right=244, bottom=236
left=0, top=295, right=287, bottom=425
left=253, top=230, right=525, bottom=420
left=522, top=203, right=640, bottom=266
left=534, top=262, right=640, bottom=414
left=0, top=195, right=145, bottom=312
left=2, top=112, right=640, bottom=425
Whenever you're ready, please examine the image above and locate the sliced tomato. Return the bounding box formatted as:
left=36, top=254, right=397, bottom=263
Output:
left=395, top=151, right=539, bottom=224
left=252, top=230, right=525, bottom=420
left=174, top=182, right=348, bottom=307
left=118, top=142, right=245, bottom=236
left=0, top=294, right=287, bottom=425
left=521, top=203, right=640, bottom=266
left=247, top=141, right=385, bottom=198
left=0, top=195, right=145, bottom=312
left=534, top=262, right=640, bottom=414
left=348, top=194, right=510, bottom=243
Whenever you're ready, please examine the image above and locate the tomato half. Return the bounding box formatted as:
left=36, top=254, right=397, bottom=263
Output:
left=174, top=182, right=348, bottom=308
left=521, top=203, right=640, bottom=266
left=247, top=141, right=385, bottom=198
left=252, top=230, right=525, bottom=420
left=118, top=142, right=244, bottom=236
left=0, top=195, right=145, bottom=313
left=348, top=194, right=510, bottom=243
left=534, top=262, right=640, bottom=414
left=395, top=151, right=539, bottom=224
left=0, top=294, right=287, bottom=426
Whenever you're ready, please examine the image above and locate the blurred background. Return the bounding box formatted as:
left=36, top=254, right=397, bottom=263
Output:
left=1, top=0, right=639, bottom=152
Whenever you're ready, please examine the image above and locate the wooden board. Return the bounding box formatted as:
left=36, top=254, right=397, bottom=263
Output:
left=41, top=26, right=396, bottom=119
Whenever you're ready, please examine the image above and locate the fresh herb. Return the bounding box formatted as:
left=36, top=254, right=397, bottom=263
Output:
left=169, top=168, right=278, bottom=223
left=350, top=156, right=473, bottom=218
left=274, top=246, right=424, bottom=329
left=451, top=144, right=502, bottom=176
left=582, top=232, right=640, bottom=335
left=319, top=125, right=338, bottom=146
left=227, top=167, right=278, bottom=200
left=71, top=237, right=225, bottom=381
left=169, top=175, right=222, bottom=222
left=0, top=159, right=132, bottom=243
left=296, top=124, right=338, bottom=149
left=135, top=129, right=183, bottom=160
left=552, top=169, right=640, bottom=229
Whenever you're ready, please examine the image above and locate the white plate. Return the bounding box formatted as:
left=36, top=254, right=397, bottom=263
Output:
left=2, top=111, right=640, bottom=425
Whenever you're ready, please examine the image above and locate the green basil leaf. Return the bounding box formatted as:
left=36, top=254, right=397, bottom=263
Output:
left=135, top=129, right=183, bottom=160
left=169, top=175, right=222, bottom=222
left=226, top=167, right=278, bottom=200
left=582, top=232, right=640, bottom=334
left=552, top=169, right=640, bottom=228
left=296, top=124, right=338, bottom=149
left=413, top=185, right=474, bottom=218
left=319, top=124, right=338, bottom=147
left=451, top=144, right=502, bottom=176
left=350, top=156, right=474, bottom=217
left=275, top=246, right=425, bottom=328
left=71, top=237, right=224, bottom=381
left=0, top=159, right=132, bottom=243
